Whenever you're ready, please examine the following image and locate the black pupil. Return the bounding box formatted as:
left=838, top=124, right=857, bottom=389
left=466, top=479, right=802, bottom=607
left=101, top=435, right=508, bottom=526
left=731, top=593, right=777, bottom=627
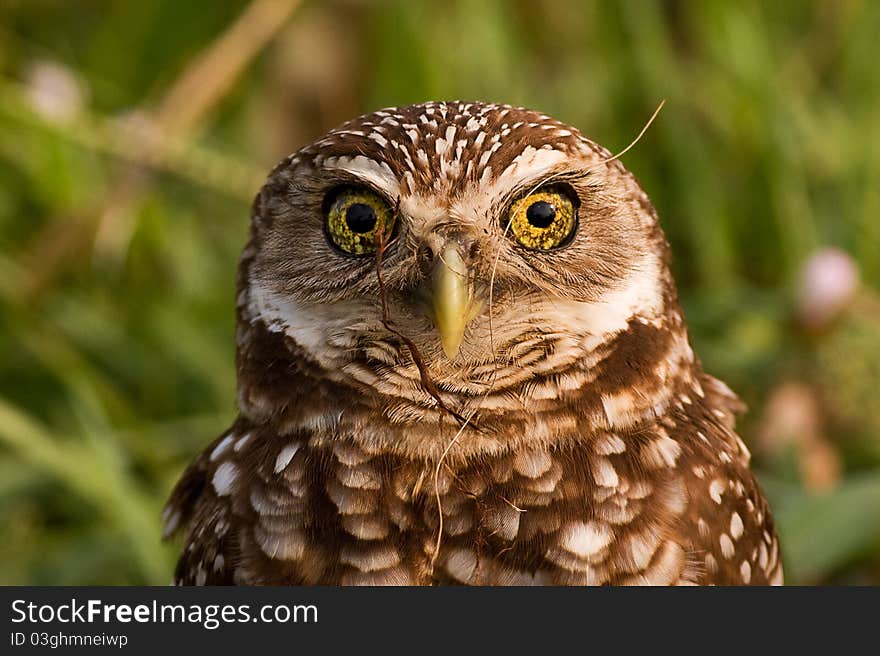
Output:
left=526, top=200, right=556, bottom=228
left=345, top=203, right=378, bottom=233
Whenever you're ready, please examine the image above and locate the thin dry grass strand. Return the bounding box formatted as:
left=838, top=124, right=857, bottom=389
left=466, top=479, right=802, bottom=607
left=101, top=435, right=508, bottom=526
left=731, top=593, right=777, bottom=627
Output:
left=592, top=99, right=666, bottom=172
left=428, top=405, right=480, bottom=573
left=374, top=213, right=469, bottom=426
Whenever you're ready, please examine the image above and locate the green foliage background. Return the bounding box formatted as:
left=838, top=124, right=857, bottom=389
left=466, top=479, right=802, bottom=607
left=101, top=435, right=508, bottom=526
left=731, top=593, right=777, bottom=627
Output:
left=1, top=0, right=878, bottom=585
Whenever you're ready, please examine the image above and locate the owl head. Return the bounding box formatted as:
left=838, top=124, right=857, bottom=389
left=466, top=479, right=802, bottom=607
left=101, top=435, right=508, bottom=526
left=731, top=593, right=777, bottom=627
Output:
left=238, top=101, right=687, bottom=430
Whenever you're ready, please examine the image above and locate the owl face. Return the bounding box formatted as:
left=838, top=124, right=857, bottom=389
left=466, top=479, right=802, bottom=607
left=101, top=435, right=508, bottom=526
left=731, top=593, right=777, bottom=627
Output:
left=244, top=102, right=670, bottom=398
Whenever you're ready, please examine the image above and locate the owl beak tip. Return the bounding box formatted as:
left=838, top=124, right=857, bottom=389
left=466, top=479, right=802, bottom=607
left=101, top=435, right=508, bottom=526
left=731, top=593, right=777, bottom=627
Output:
left=440, top=331, right=465, bottom=359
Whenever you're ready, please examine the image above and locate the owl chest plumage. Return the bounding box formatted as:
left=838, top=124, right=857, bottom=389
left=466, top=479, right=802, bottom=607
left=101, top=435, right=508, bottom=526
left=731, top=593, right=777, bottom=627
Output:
left=167, top=375, right=782, bottom=586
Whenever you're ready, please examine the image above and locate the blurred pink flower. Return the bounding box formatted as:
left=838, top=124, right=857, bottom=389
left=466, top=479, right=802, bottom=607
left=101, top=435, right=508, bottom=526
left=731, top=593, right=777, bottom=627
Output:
left=24, top=60, right=86, bottom=123
left=797, top=247, right=859, bottom=330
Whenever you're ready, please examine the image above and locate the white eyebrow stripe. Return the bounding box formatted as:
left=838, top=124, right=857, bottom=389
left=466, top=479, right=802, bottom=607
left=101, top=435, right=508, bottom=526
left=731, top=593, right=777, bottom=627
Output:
left=498, top=146, right=569, bottom=184
left=321, top=155, right=400, bottom=196
left=474, top=148, right=576, bottom=205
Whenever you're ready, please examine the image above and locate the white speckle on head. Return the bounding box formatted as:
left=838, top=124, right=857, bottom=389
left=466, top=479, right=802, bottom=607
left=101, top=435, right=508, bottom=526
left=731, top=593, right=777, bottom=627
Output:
left=368, top=132, right=388, bottom=147
left=740, top=560, right=752, bottom=584
left=560, top=520, right=613, bottom=559
left=478, top=164, right=493, bottom=187
left=709, top=479, right=725, bottom=504
left=212, top=462, right=238, bottom=497
left=719, top=533, right=735, bottom=559
left=195, top=564, right=207, bottom=586
left=274, top=442, right=301, bottom=473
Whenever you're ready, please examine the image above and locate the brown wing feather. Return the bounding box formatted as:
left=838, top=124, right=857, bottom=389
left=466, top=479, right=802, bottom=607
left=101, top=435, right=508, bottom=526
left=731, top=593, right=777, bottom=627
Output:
left=163, top=432, right=239, bottom=585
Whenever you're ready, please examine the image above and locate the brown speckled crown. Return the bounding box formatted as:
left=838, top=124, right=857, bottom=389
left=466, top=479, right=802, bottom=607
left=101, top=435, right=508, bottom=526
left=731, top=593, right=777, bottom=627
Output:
left=164, top=101, right=782, bottom=586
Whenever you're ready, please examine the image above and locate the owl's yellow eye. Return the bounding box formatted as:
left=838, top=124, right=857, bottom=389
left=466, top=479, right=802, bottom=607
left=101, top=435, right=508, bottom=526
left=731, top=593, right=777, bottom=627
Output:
left=325, top=187, right=394, bottom=255
left=506, top=187, right=577, bottom=250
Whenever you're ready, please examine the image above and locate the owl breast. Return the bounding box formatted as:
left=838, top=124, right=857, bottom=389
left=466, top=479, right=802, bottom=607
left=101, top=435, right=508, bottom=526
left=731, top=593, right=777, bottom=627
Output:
left=169, top=370, right=781, bottom=586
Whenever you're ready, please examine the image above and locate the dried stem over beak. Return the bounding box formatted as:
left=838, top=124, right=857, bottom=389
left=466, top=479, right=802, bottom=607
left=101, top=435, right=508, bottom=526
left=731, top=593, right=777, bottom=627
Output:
left=374, top=218, right=468, bottom=426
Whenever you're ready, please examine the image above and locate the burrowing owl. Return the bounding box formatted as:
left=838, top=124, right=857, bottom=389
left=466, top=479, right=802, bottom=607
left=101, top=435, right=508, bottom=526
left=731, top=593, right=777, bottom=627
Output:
left=164, top=101, right=782, bottom=586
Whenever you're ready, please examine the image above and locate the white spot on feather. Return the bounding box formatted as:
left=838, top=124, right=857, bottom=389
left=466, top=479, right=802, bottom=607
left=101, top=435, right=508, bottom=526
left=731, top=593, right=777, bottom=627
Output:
left=560, top=521, right=613, bottom=559
left=595, top=433, right=626, bottom=455
left=719, top=533, right=735, bottom=559
left=445, top=548, right=477, bottom=583
left=730, top=512, right=744, bottom=540
left=340, top=544, right=400, bottom=572
left=210, top=434, right=234, bottom=461
left=274, top=442, right=301, bottom=473
left=513, top=449, right=552, bottom=478
left=592, top=457, right=619, bottom=487
left=212, top=462, right=238, bottom=496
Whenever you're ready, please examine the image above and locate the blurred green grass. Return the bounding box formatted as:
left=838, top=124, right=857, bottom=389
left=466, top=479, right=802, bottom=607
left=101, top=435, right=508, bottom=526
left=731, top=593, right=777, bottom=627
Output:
left=0, top=0, right=878, bottom=584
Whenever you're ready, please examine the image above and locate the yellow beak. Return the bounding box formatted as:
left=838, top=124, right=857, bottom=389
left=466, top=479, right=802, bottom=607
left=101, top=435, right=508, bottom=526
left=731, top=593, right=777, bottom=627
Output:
left=431, top=244, right=478, bottom=359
